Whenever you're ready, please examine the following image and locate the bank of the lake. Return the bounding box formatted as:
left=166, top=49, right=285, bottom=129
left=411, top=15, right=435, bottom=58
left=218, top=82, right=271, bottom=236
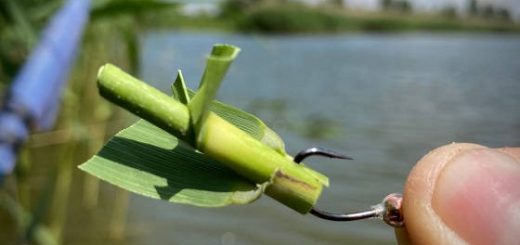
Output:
left=144, top=4, right=520, bottom=33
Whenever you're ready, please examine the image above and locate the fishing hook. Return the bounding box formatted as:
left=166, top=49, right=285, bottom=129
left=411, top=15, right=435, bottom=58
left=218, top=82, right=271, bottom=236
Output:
left=294, top=147, right=404, bottom=227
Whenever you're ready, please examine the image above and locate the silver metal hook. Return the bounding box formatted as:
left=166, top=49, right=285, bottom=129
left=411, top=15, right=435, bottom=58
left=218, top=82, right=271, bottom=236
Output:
left=294, top=147, right=404, bottom=227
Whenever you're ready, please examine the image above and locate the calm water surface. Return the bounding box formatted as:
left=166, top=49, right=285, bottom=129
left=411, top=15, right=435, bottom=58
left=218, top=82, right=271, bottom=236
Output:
left=114, top=32, right=519, bottom=244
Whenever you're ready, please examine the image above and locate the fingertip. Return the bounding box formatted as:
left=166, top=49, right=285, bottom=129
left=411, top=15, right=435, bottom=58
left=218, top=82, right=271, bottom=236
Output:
left=400, top=143, right=520, bottom=245
left=498, top=147, right=520, bottom=162
left=432, top=147, right=520, bottom=245
left=400, top=143, right=485, bottom=245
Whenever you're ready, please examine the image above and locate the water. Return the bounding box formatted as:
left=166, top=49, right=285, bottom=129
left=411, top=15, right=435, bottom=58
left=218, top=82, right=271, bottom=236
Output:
left=122, top=32, right=520, bottom=244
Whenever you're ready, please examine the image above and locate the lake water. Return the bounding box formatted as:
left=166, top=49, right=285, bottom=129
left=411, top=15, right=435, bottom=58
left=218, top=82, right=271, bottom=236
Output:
left=116, top=32, right=519, bottom=244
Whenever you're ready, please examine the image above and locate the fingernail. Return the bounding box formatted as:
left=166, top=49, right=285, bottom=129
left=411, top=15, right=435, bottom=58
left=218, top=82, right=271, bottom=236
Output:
left=432, top=148, right=520, bottom=245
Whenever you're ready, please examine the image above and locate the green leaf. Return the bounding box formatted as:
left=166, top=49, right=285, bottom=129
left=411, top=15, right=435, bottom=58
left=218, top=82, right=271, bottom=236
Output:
left=79, top=96, right=286, bottom=207
left=208, top=97, right=286, bottom=155
left=172, top=70, right=190, bottom=104
left=79, top=120, right=263, bottom=207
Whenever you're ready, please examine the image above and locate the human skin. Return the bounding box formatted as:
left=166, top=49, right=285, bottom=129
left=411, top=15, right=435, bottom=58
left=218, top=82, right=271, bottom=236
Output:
left=396, top=143, right=520, bottom=245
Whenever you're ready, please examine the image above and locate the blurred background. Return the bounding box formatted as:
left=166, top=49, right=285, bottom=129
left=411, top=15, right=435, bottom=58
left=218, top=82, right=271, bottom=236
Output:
left=1, top=0, right=519, bottom=244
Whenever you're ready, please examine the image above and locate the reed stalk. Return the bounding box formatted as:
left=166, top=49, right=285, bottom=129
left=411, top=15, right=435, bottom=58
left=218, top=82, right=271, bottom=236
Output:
left=108, top=189, right=129, bottom=240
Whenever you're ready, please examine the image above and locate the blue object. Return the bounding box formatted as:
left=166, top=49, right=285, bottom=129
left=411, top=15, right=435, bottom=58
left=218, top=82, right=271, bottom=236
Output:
left=0, top=0, right=90, bottom=177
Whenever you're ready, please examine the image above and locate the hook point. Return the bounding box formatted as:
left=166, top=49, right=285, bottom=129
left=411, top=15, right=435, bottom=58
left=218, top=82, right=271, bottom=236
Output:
left=294, top=147, right=352, bottom=163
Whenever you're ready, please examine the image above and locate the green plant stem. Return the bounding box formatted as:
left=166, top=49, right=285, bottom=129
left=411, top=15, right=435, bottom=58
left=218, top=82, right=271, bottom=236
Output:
left=198, top=113, right=325, bottom=212
left=0, top=192, right=58, bottom=245
left=108, top=189, right=129, bottom=240
left=97, top=64, right=190, bottom=140
left=82, top=124, right=107, bottom=209
left=48, top=137, right=77, bottom=243
left=188, top=45, right=240, bottom=132
left=16, top=147, right=31, bottom=211
left=97, top=64, right=328, bottom=213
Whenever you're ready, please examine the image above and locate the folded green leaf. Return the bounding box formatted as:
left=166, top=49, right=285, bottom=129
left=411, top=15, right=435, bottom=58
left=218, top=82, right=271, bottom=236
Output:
left=208, top=95, right=286, bottom=155
left=79, top=120, right=263, bottom=207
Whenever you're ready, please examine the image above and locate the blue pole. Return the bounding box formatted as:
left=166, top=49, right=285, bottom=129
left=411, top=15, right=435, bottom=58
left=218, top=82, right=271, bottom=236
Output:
left=0, top=0, right=90, bottom=179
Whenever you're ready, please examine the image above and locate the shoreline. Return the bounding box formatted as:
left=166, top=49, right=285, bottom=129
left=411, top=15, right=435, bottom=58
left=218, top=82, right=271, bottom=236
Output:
left=142, top=5, right=520, bottom=34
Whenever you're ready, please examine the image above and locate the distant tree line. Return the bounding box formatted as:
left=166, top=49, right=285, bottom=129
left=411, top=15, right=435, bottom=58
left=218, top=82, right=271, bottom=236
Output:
left=437, top=0, right=512, bottom=21
left=468, top=0, right=511, bottom=21
left=220, top=0, right=512, bottom=23
left=327, top=0, right=344, bottom=8
left=380, top=0, right=412, bottom=13
left=378, top=0, right=511, bottom=21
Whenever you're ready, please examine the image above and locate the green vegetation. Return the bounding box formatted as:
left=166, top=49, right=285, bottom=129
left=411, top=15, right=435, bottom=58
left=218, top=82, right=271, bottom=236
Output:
left=238, top=4, right=357, bottom=33
left=467, top=0, right=512, bottom=21
left=0, top=0, right=177, bottom=244
left=142, top=8, right=235, bottom=31
left=233, top=3, right=519, bottom=33
left=144, top=1, right=520, bottom=33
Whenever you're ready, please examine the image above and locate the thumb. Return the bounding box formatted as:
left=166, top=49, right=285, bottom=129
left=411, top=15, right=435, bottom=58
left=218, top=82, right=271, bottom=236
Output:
left=397, top=143, right=520, bottom=245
